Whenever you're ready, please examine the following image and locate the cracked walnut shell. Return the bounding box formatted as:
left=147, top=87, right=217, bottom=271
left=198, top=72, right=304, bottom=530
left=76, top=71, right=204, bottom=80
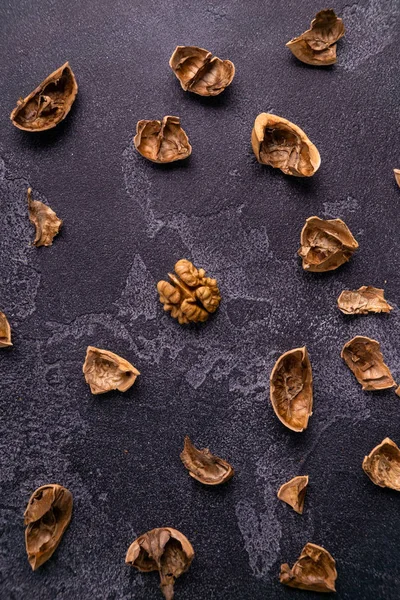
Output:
left=24, top=484, right=73, bottom=570
left=298, top=216, right=358, bottom=272
left=134, top=116, right=192, bottom=163
left=277, top=475, right=309, bottom=514
left=27, top=188, right=62, bottom=247
left=362, top=438, right=400, bottom=491
left=10, top=62, right=77, bottom=131
left=251, top=114, right=320, bottom=177
left=394, top=169, right=400, bottom=187
left=287, top=9, right=345, bottom=66
left=341, top=336, right=396, bottom=391
left=126, top=527, right=194, bottom=600
left=157, top=259, right=221, bottom=324
left=83, top=346, right=140, bottom=394
left=169, top=46, right=235, bottom=96
left=338, top=286, right=392, bottom=315
left=280, top=543, right=337, bottom=593
left=0, top=312, right=12, bottom=347
left=180, top=436, right=234, bottom=485
left=270, top=347, right=313, bottom=432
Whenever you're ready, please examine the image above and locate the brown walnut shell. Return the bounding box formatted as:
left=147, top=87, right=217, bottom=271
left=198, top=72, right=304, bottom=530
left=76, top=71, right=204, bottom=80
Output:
left=277, top=475, right=309, bottom=514
left=341, top=336, right=396, bottom=391
left=337, top=286, right=392, bottom=315
left=134, top=116, right=192, bottom=163
left=27, top=188, right=62, bottom=247
left=24, top=483, right=73, bottom=570
left=270, top=347, right=313, bottom=432
left=180, top=436, right=234, bottom=485
left=298, top=216, right=358, bottom=272
left=287, top=9, right=345, bottom=66
left=169, top=45, right=235, bottom=96
left=251, top=113, right=321, bottom=177
left=0, top=312, right=12, bottom=347
left=126, top=527, right=194, bottom=600
left=280, top=542, right=337, bottom=593
left=83, top=346, right=140, bottom=394
left=394, top=169, right=400, bottom=187
left=362, top=438, right=400, bottom=491
left=10, top=62, right=78, bottom=131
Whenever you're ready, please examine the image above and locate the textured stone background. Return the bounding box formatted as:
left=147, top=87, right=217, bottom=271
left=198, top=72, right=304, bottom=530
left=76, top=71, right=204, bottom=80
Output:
left=1, top=0, right=400, bottom=598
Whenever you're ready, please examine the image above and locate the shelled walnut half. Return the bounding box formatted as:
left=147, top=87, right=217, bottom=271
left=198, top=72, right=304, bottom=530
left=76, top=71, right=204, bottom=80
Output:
left=126, top=527, right=194, bottom=600
left=277, top=475, right=309, bottom=514
left=157, top=259, right=221, bottom=324
left=134, top=116, right=192, bottom=163
left=27, top=188, right=62, bottom=247
left=180, top=436, right=234, bottom=485
left=251, top=113, right=320, bottom=177
left=287, top=9, right=345, bottom=66
left=298, top=216, right=358, bottom=272
left=0, top=312, right=12, bottom=347
left=24, top=484, right=73, bottom=570
left=270, top=347, right=313, bottom=432
left=169, top=46, right=235, bottom=96
left=341, top=336, right=396, bottom=391
left=280, top=543, right=337, bottom=593
left=338, top=286, right=392, bottom=315
left=10, top=62, right=78, bottom=131
left=83, top=346, right=140, bottom=394
left=362, top=438, right=400, bottom=491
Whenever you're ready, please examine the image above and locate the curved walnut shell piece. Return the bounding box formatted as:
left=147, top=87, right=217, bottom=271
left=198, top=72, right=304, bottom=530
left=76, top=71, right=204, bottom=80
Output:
left=338, top=286, right=392, bottom=315
left=270, top=347, right=313, bottom=432
left=180, top=436, right=234, bottom=485
left=134, top=116, right=192, bottom=163
left=126, top=527, right=194, bottom=600
left=10, top=62, right=77, bottom=131
left=277, top=475, right=309, bottom=514
left=341, top=336, right=395, bottom=391
left=169, top=46, right=235, bottom=96
left=27, top=188, right=62, bottom=247
left=24, top=484, right=73, bottom=570
left=280, top=543, right=337, bottom=593
left=298, top=216, right=358, bottom=272
left=251, top=113, right=320, bottom=177
left=394, top=169, right=400, bottom=187
left=363, top=438, right=400, bottom=491
left=83, top=346, right=140, bottom=395
left=287, top=9, right=345, bottom=66
left=0, top=312, right=12, bottom=347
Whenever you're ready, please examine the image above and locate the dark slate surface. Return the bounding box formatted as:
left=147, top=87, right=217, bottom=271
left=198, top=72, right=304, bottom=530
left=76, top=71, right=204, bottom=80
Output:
left=1, top=0, right=400, bottom=598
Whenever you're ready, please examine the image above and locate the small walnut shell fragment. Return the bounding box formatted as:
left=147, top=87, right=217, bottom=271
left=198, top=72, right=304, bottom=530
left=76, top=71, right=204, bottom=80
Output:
left=180, top=436, right=234, bottom=485
left=134, top=116, right=192, bottom=163
left=338, top=286, right=392, bottom=315
left=270, top=347, right=313, bottom=432
left=251, top=113, right=321, bottom=177
left=27, top=188, right=62, bottom=247
left=169, top=46, right=235, bottom=96
left=341, top=336, right=396, bottom=391
left=24, top=484, right=73, bottom=570
left=126, top=527, right=194, bottom=600
left=287, top=10, right=345, bottom=66
left=10, top=62, right=78, bottom=131
left=83, top=346, right=140, bottom=394
left=394, top=169, right=400, bottom=187
left=298, top=216, right=358, bottom=272
left=362, top=438, right=400, bottom=491
left=277, top=475, right=309, bottom=514
left=0, top=312, right=12, bottom=347
left=157, top=259, right=221, bottom=324
left=280, top=542, right=337, bottom=593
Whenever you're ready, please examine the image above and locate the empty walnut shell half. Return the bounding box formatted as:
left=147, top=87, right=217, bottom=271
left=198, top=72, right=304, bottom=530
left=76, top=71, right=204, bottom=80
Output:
left=126, top=527, right=194, bottom=600
left=24, top=483, right=73, bottom=570
left=280, top=542, right=337, bottom=593
left=277, top=475, right=309, bottom=514
left=0, top=312, right=12, bottom=347
left=270, top=347, right=313, bottom=432
left=27, top=188, right=62, bottom=247
left=134, top=116, right=192, bottom=163
left=363, top=438, right=400, bottom=491
left=10, top=62, right=77, bottom=131
left=180, top=436, right=234, bottom=485
left=251, top=113, right=321, bottom=177
left=157, top=259, right=221, bottom=324
left=287, top=9, right=345, bottom=66
left=338, top=286, right=392, bottom=315
left=341, top=336, right=396, bottom=391
left=394, top=169, right=400, bottom=187
left=298, top=216, right=358, bottom=272
left=83, top=346, right=140, bottom=394
left=169, top=46, right=235, bottom=96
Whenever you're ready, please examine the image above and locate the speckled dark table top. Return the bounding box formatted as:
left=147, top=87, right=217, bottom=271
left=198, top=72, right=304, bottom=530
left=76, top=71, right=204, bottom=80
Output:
left=1, top=1, right=400, bottom=599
